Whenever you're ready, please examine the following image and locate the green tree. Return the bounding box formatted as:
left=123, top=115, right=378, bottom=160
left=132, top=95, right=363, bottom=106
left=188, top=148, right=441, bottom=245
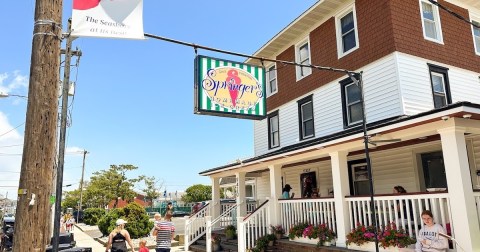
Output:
left=62, top=188, right=81, bottom=210
left=138, top=176, right=162, bottom=206
left=88, top=164, right=140, bottom=208
left=181, top=184, right=212, bottom=203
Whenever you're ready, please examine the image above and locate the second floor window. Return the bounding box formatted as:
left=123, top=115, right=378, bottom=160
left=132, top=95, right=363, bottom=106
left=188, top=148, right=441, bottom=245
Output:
left=340, top=75, right=363, bottom=127
left=295, top=38, right=312, bottom=80
left=298, top=96, right=314, bottom=140
left=336, top=6, right=359, bottom=58
left=267, top=65, right=277, bottom=96
left=428, top=64, right=451, bottom=108
left=268, top=111, right=279, bottom=149
left=472, top=20, right=480, bottom=55
left=420, top=0, right=443, bottom=43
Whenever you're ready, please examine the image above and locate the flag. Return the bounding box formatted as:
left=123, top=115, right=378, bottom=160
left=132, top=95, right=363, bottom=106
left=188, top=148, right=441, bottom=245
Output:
left=163, top=190, right=167, bottom=197
left=71, top=0, right=145, bottom=39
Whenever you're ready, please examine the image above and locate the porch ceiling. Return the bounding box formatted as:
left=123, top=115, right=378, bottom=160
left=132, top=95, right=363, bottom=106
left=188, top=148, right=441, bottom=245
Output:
left=200, top=102, right=480, bottom=177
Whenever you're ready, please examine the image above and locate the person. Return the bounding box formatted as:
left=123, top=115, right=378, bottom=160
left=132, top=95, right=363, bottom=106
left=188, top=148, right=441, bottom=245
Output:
left=415, top=210, right=448, bottom=252
left=282, top=184, right=293, bottom=199
left=165, top=202, right=174, bottom=215
left=152, top=213, right=162, bottom=236
left=393, top=185, right=414, bottom=221
left=66, top=216, right=74, bottom=232
left=138, top=240, right=149, bottom=252
left=155, top=212, right=175, bottom=252
left=302, top=175, right=313, bottom=198
left=106, top=219, right=135, bottom=252
left=60, top=216, right=66, bottom=233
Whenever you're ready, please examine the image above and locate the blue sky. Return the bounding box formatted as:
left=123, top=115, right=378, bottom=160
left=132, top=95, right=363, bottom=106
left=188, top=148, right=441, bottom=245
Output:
left=0, top=1, right=316, bottom=199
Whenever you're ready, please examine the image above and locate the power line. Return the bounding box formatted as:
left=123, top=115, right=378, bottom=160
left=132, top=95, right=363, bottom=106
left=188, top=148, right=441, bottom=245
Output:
left=143, top=33, right=357, bottom=75
left=0, top=144, right=23, bottom=148
left=428, top=0, right=480, bottom=29
left=0, top=122, right=25, bottom=138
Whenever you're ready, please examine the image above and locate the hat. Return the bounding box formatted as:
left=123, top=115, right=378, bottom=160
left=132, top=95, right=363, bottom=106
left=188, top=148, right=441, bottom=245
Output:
left=284, top=184, right=292, bottom=190
left=116, top=219, right=127, bottom=226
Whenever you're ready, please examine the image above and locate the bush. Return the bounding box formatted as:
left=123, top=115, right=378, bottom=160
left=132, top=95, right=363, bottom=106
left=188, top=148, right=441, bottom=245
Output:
left=98, top=202, right=154, bottom=239
left=83, top=208, right=105, bottom=225
left=288, top=222, right=309, bottom=240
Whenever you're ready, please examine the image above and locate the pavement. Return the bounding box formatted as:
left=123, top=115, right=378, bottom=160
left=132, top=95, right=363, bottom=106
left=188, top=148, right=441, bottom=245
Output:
left=73, top=224, right=191, bottom=252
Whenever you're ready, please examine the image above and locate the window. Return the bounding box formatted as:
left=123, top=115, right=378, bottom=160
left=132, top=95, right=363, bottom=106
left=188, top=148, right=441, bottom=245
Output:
left=348, top=159, right=370, bottom=196
left=335, top=6, right=359, bottom=58
left=266, top=64, right=277, bottom=96
left=420, top=0, right=443, bottom=43
left=297, top=95, right=314, bottom=140
left=472, top=19, right=480, bottom=55
left=267, top=111, right=279, bottom=149
left=428, top=64, right=451, bottom=108
left=420, top=152, right=447, bottom=190
left=295, top=38, right=312, bottom=80
left=340, top=75, right=363, bottom=127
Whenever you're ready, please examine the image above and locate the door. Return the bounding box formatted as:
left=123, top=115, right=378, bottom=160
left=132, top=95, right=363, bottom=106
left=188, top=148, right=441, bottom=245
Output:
left=421, top=151, right=447, bottom=189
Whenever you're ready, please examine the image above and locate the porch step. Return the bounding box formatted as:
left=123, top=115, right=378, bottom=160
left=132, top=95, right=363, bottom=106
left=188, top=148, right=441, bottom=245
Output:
left=274, top=239, right=358, bottom=252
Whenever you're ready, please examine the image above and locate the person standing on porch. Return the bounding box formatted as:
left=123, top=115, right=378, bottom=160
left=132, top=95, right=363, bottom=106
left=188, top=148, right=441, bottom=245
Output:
left=282, top=184, right=293, bottom=199
left=415, top=210, right=448, bottom=252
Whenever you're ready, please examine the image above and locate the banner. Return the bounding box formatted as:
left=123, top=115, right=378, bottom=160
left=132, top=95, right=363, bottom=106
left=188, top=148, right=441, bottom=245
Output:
left=194, top=55, right=266, bottom=120
left=71, top=0, right=144, bottom=39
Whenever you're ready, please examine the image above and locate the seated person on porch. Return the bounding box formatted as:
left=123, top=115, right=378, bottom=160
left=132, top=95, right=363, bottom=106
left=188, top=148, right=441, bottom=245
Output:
left=282, top=184, right=293, bottom=199
left=415, top=210, right=448, bottom=252
left=311, top=188, right=319, bottom=198
left=393, top=185, right=414, bottom=221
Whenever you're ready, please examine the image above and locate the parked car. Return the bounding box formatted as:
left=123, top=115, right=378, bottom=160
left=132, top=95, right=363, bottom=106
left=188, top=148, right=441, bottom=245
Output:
left=172, top=211, right=190, bottom=217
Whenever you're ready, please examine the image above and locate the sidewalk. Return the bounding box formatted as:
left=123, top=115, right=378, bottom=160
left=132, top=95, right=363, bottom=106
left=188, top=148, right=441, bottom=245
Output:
left=72, top=225, right=190, bottom=252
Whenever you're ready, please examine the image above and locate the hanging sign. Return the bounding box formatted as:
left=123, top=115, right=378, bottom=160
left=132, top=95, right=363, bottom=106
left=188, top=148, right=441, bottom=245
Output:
left=194, top=55, right=266, bottom=120
left=71, top=0, right=145, bottom=40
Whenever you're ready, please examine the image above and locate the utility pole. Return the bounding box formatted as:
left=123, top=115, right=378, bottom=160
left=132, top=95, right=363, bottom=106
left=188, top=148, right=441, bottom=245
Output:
left=78, top=149, right=88, bottom=223
left=13, top=1, right=63, bottom=251
left=52, top=19, right=77, bottom=252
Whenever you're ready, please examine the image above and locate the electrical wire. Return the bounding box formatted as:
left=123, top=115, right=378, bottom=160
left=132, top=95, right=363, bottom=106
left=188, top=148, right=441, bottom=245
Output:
left=0, top=144, right=23, bottom=148
left=0, top=122, right=25, bottom=138
left=428, top=0, right=480, bottom=29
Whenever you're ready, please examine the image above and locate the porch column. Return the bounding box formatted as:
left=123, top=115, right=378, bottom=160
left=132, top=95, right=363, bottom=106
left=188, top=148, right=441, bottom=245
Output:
left=236, top=171, right=247, bottom=217
left=268, top=164, right=283, bottom=226
left=211, top=177, right=221, bottom=227
left=438, top=127, right=480, bottom=251
left=330, top=151, right=351, bottom=248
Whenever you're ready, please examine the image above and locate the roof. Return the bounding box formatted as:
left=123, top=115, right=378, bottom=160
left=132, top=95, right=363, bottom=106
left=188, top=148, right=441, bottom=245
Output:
left=199, top=101, right=480, bottom=175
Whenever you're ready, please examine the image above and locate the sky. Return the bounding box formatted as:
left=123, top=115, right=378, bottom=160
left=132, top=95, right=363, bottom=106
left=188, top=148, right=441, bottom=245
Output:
left=0, top=0, right=317, bottom=200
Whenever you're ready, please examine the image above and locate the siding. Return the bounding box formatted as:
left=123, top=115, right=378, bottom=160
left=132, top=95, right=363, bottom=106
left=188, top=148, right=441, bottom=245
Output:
left=256, top=172, right=270, bottom=201
left=282, top=161, right=332, bottom=198
left=397, top=52, right=480, bottom=115
left=471, top=136, right=480, bottom=188
left=254, top=54, right=401, bottom=156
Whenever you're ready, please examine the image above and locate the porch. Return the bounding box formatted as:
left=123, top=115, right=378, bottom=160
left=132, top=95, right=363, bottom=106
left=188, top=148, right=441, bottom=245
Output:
left=192, top=105, right=480, bottom=251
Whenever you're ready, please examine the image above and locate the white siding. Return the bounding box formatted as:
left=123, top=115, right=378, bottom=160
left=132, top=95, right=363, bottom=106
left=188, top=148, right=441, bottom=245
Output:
left=282, top=161, right=332, bottom=198
left=471, top=136, right=480, bottom=189
left=255, top=172, right=270, bottom=201
left=254, top=53, right=402, bottom=156
left=397, top=52, right=480, bottom=115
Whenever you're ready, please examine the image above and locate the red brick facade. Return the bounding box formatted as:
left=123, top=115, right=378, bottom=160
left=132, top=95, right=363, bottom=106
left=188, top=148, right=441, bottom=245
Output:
left=267, top=0, right=480, bottom=111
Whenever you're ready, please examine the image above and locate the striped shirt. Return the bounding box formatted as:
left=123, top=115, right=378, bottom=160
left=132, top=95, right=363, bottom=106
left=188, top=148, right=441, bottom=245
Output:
left=156, top=221, right=175, bottom=248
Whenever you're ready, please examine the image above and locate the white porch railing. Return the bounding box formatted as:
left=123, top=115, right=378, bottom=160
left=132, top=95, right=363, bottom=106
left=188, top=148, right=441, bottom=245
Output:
left=474, top=191, right=480, bottom=227
left=346, top=192, right=453, bottom=238
left=221, top=201, right=257, bottom=214
left=205, top=203, right=239, bottom=252
left=184, top=202, right=210, bottom=252
left=279, top=197, right=337, bottom=236
left=238, top=200, right=270, bottom=251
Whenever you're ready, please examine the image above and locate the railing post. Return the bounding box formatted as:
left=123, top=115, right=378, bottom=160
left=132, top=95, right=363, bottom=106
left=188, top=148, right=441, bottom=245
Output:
left=184, top=216, right=190, bottom=252
left=237, top=216, right=245, bottom=252
left=206, top=216, right=212, bottom=252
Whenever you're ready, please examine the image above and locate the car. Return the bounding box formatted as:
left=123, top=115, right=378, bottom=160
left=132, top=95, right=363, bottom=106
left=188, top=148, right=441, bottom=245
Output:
left=171, top=211, right=190, bottom=217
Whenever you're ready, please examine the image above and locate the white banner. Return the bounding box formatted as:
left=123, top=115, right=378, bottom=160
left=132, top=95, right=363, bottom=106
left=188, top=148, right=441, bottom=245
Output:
left=71, top=0, right=144, bottom=40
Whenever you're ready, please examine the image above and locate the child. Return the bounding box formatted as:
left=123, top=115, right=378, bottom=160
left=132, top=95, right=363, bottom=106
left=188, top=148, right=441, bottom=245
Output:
left=139, top=239, right=149, bottom=252
left=415, top=210, right=448, bottom=252
left=151, top=213, right=162, bottom=236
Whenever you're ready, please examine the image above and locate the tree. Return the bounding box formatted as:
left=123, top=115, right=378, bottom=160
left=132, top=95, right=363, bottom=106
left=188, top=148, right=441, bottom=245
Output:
left=139, top=176, right=162, bottom=206
left=181, top=184, right=212, bottom=203
left=88, top=164, right=140, bottom=208
left=62, top=188, right=81, bottom=210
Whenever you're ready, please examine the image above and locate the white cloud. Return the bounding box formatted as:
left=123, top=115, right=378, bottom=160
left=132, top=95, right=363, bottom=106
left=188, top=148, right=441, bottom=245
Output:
left=0, top=71, right=28, bottom=95
left=0, top=111, right=23, bottom=199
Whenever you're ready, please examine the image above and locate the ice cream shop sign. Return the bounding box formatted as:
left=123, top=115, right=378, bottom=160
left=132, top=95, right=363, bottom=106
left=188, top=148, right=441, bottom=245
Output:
left=194, top=55, right=266, bottom=120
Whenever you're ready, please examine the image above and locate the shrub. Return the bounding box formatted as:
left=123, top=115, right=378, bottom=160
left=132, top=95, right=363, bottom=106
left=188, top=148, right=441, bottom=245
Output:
left=83, top=208, right=105, bottom=225
left=98, top=202, right=154, bottom=239
left=317, top=224, right=336, bottom=242
left=225, top=225, right=236, bottom=239
left=346, top=223, right=378, bottom=246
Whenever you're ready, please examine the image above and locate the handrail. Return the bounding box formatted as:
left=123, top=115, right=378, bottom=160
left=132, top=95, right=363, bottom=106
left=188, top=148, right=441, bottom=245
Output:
left=243, top=200, right=269, bottom=221
left=212, top=202, right=238, bottom=225
left=189, top=202, right=210, bottom=218
left=184, top=202, right=211, bottom=251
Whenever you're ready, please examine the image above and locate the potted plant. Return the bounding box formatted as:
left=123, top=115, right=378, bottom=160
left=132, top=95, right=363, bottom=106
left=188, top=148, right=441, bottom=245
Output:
left=288, top=222, right=309, bottom=240
left=211, top=233, right=221, bottom=251
left=266, top=233, right=276, bottom=246
left=270, top=225, right=285, bottom=239
left=317, top=224, right=336, bottom=246
left=346, top=223, right=379, bottom=251
left=255, top=236, right=268, bottom=252
left=378, top=223, right=416, bottom=249
left=225, top=225, right=236, bottom=240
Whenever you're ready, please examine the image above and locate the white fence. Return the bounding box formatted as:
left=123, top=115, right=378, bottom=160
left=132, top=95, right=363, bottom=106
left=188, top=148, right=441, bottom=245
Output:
left=184, top=202, right=210, bottom=251
left=238, top=200, right=270, bottom=251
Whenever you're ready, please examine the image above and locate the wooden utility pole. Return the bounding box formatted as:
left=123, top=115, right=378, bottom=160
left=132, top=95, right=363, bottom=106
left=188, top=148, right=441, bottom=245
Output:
left=77, top=149, right=88, bottom=223
left=13, top=1, right=63, bottom=251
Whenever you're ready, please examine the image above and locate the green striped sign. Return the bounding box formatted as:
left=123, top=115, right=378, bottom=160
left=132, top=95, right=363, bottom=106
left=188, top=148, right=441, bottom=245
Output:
left=194, top=55, right=266, bottom=120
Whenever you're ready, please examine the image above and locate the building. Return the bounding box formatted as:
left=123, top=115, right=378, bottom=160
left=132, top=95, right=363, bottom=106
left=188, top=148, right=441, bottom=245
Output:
left=187, top=0, right=480, bottom=251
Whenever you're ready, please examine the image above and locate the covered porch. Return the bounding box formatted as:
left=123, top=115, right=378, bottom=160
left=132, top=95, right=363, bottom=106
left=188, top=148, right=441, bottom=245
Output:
left=189, top=103, right=480, bottom=252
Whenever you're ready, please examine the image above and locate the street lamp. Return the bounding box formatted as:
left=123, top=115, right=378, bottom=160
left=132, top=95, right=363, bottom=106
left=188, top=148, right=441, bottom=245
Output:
left=0, top=92, right=28, bottom=99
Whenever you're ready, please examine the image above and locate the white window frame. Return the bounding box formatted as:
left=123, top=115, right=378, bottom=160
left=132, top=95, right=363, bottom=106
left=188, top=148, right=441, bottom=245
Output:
left=470, top=13, right=480, bottom=56
left=295, top=37, right=312, bottom=81
left=335, top=4, right=360, bottom=58
left=299, top=100, right=314, bottom=140
left=268, top=112, right=280, bottom=149
left=430, top=72, right=447, bottom=108
left=419, top=0, right=444, bottom=44
left=266, top=63, right=278, bottom=97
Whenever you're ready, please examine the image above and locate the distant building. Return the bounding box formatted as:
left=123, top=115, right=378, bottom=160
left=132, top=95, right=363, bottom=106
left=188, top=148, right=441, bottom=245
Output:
left=107, top=193, right=150, bottom=209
